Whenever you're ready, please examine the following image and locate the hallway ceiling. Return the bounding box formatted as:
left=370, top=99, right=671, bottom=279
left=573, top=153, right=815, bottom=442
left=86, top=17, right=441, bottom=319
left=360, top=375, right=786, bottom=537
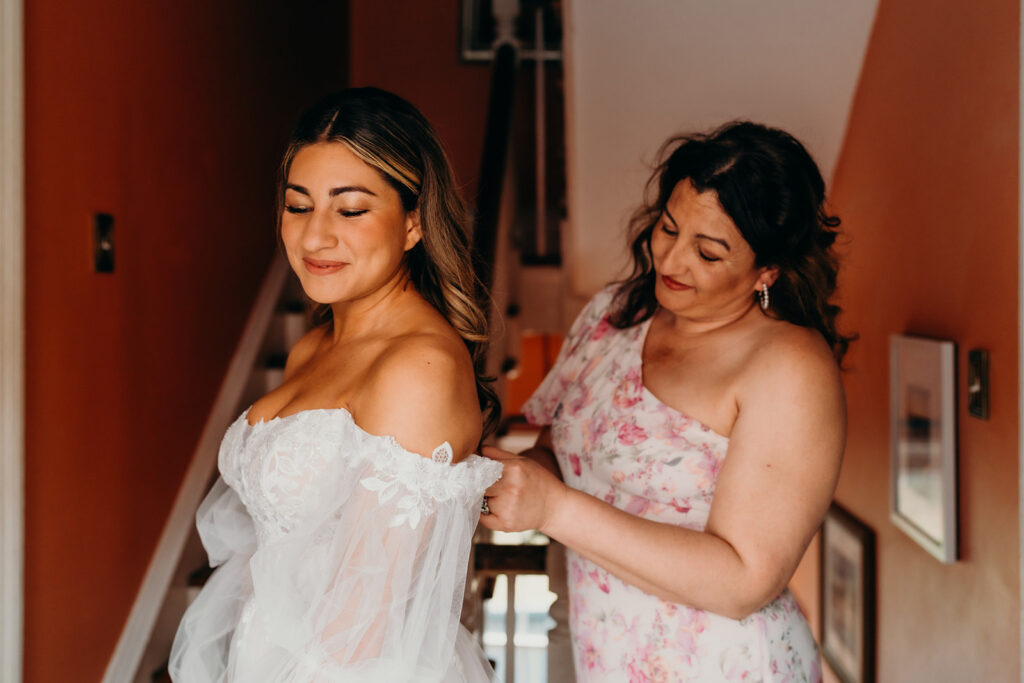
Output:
left=563, top=0, right=880, bottom=294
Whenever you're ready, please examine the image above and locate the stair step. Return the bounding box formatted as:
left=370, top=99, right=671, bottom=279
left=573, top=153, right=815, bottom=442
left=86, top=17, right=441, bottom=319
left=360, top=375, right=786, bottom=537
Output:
left=281, top=299, right=306, bottom=314
left=279, top=310, right=307, bottom=350
left=187, top=563, right=214, bottom=587
left=150, top=660, right=170, bottom=682
left=265, top=352, right=288, bottom=369
left=242, top=367, right=286, bottom=407
left=263, top=310, right=308, bottom=358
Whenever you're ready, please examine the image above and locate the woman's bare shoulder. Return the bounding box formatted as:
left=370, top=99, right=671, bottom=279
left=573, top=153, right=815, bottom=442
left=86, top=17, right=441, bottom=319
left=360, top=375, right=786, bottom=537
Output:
left=741, top=318, right=842, bottom=400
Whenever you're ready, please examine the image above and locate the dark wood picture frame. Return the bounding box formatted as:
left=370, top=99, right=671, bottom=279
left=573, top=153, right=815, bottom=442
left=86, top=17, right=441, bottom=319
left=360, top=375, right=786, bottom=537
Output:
left=820, top=502, right=876, bottom=683
left=459, top=0, right=563, bottom=62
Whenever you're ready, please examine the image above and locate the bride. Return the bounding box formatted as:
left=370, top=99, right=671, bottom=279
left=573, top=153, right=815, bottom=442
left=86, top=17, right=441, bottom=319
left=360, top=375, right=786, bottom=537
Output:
left=170, top=88, right=503, bottom=682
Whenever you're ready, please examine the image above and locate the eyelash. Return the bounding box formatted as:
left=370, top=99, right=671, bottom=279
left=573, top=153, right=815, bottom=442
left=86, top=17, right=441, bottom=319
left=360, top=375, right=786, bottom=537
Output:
left=283, top=206, right=368, bottom=218
left=659, top=223, right=721, bottom=262
left=698, top=250, right=721, bottom=263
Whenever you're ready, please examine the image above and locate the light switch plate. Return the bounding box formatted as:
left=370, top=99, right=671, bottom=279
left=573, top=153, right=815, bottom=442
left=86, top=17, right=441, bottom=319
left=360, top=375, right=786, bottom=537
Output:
left=967, top=349, right=989, bottom=419
left=94, top=213, right=114, bottom=273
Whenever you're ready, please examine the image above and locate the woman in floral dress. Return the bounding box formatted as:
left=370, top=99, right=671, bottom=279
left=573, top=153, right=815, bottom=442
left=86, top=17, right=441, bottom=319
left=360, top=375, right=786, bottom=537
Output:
left=480, top=122, right=852, bottom=682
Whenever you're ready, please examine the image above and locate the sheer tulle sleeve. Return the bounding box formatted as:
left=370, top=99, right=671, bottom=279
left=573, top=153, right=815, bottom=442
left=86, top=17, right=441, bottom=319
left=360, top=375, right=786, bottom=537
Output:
left=169, top=411, right=503, bottom=683
left=522, top=284, right=619, bottom=426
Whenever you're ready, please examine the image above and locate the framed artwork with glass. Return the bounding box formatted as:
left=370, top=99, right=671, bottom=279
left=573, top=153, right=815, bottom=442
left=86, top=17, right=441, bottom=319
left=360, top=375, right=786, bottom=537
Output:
left=889, top=334, right=958, bottom=563
left=820, top=503, right=876, bottom=683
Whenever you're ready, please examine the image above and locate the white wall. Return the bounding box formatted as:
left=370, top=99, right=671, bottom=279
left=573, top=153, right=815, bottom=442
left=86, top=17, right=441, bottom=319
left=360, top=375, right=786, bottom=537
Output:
left=562, top=0, right=879, bottom=296
left=0, top=0, right=24, bottom=679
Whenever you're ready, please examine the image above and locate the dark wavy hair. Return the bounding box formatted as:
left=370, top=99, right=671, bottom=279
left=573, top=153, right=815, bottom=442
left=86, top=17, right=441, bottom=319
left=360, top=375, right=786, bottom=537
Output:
left=610, top=121, right=855, bottom=362
left=278, top=87, right=500, bottom=437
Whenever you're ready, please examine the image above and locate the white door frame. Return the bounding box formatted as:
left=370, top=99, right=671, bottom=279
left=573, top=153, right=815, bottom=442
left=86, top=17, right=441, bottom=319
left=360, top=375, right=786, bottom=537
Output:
left=0, top=0, right=24, bottom=679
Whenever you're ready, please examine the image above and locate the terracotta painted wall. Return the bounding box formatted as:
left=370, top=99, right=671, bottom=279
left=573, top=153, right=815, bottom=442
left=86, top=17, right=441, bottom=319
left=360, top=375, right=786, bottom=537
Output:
left=789, top=0, right=1020, bottom=679
left=348, top=0, right=492, bottom=201
left=23, top=1, right=346, bottom=680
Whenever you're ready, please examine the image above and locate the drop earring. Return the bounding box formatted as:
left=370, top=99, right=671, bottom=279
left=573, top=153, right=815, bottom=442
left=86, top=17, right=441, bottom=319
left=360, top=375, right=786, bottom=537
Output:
left=759, top=284, right=770, bottom=311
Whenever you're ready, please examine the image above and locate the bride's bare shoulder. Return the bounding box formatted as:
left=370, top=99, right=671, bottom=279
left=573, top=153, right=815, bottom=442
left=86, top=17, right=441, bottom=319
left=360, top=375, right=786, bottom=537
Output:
left=353, top=326, right=483, bottom=461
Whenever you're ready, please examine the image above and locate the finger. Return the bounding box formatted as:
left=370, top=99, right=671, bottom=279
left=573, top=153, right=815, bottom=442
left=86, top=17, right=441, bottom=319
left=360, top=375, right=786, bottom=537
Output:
left=485, top=474, right=513, bottom=496
left=480, top=445, right=518, bottom=460
left=478, top=509, right=501, bottom=530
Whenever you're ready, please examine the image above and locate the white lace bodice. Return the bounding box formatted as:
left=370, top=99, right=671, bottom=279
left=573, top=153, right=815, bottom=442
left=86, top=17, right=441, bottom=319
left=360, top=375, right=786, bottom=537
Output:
left=219, top=408, right=497, bottom=541
left=170, top=409, right=503, bottom=683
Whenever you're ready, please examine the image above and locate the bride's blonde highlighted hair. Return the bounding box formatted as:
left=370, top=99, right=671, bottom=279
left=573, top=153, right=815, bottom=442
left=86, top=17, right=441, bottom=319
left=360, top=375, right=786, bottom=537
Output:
left=278, top=87, right=499, bottom=437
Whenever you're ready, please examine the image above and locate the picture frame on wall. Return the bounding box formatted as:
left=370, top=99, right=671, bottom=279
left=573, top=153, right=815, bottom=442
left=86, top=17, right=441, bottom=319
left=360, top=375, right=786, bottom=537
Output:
left=459, top=0, right=563, bottom=61
left=820, top=503, right=876, bottom=683
left=889, top=334, right=958, bottom=563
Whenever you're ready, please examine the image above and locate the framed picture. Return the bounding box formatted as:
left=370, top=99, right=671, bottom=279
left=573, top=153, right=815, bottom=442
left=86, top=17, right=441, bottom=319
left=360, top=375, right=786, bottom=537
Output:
left=820, top=503, right=876, bottom=683
left=459, top=0, right=563, bottom=61
left=889, top=335, right=958, bottom=563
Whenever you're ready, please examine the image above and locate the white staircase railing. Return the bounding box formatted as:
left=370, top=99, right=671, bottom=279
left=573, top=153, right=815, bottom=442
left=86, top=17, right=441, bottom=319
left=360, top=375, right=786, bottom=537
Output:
left=103, top=254, right=291, bottom=683
left=0, top=1, right=24, bottom=681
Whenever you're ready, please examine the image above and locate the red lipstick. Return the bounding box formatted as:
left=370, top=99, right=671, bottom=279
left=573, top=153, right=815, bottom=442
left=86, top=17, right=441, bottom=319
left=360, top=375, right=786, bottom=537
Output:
left=661, top=275, right=692, bottom=291
left=303, top=257, right=346, bottom=276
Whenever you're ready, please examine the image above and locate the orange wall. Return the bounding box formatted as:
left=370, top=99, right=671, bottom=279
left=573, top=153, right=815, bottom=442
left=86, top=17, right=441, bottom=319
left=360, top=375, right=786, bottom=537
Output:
left=789, top=0, right=1020, bottom=679
left=23, top=2, right=345, bottom=680
left=348, top=0, right=491, bottom=200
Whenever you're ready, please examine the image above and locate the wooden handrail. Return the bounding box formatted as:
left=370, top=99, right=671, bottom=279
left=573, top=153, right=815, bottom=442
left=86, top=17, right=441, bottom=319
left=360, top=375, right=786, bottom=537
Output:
left=473, top=41, right=518, bottom=295
left=102, top=255, right=289, bottom=683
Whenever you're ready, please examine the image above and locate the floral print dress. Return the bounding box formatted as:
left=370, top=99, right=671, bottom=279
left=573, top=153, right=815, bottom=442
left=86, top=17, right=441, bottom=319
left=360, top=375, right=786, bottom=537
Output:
left=523, top=286, right=821, bottom=683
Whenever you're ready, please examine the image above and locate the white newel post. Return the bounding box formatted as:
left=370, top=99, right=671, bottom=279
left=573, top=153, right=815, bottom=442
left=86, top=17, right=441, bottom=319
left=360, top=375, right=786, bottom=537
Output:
left=546, top=541, right=575, bottom=682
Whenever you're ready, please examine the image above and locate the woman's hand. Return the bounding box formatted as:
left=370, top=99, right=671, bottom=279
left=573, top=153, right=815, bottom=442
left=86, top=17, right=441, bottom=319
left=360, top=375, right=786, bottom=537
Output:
left=478, top=446, right=569, bottom=534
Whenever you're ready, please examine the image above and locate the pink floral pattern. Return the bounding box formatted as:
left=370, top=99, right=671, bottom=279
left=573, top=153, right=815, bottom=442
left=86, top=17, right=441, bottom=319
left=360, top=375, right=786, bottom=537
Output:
left=524, top=286, right=821, bottom=683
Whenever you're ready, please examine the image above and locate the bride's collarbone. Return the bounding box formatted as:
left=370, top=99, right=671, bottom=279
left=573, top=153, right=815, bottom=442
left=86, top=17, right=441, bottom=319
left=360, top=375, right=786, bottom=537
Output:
left=247, top=352, right=368, bottom=424
left=251, top=328, right=435, bottom=424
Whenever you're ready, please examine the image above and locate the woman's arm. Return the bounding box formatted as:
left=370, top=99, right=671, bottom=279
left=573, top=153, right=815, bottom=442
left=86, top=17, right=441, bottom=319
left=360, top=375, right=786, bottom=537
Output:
left=481, top=335, right=845, bottom=620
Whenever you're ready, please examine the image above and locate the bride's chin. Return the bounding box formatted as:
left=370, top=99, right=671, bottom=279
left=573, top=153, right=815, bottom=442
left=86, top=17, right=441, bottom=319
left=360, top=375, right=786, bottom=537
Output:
left=305, top=293, right=339, bottom=306
left=294, top=284, right=337, bottom=306
left=294, top=277, right=341, bottom=304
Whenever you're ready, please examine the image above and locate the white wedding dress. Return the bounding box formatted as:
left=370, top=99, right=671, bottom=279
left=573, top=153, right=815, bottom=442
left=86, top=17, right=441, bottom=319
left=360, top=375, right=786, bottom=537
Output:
left=169, top=408, right=503, bottom=682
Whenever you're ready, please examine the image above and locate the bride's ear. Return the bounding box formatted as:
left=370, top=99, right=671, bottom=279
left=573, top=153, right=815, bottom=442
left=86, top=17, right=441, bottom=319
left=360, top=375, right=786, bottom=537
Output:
left=404, top=209, right=422, bottom=251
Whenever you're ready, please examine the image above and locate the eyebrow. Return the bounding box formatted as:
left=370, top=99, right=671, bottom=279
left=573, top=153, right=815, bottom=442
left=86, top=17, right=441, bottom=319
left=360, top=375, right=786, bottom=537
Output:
left=663, top=208, right=732, bottom=251
left=696, top=233, right=731, bottom=251
left=285, top=183, right=378, bottom=198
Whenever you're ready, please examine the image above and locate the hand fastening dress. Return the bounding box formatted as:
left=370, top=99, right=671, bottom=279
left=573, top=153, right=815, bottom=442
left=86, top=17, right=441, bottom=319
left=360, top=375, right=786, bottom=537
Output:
left=170, top=408, right=503, bottom=682
left=523, top=286, right=822, bottom=683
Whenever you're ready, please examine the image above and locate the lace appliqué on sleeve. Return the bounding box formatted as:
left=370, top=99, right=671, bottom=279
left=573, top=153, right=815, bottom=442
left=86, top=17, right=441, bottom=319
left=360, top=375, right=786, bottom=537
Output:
left=431, top=441, right=453, bottom=464
left=359, top=441, right=501, bottom=529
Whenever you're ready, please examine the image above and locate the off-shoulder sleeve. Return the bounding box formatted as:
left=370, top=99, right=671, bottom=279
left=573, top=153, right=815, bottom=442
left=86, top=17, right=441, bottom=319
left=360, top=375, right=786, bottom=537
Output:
left=169, top=422, right=503, bottom=683
left=522, top=284, right=620, bottom=426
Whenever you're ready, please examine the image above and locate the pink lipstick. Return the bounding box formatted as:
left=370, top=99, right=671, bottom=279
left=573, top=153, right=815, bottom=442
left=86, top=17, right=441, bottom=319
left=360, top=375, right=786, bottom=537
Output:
left=661, top=275, right=692, bottom=291
left=303, top=257, right=346, bottom=276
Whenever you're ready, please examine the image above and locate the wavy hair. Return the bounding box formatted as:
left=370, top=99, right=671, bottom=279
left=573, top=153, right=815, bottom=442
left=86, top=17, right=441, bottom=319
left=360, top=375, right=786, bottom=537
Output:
left=278, top=87, right=500, bottom=437
left=610, top=121, right=855, bottom=362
